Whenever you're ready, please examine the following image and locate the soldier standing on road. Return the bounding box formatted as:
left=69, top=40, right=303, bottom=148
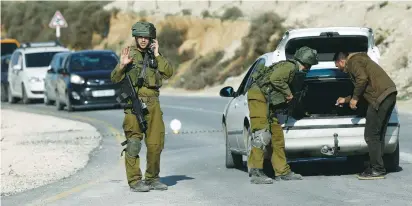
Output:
left=247, top=46, right=318, bottom=184
left=334, top=52, right=397, bottom=180
left=111, top=22, right=174, bottom=192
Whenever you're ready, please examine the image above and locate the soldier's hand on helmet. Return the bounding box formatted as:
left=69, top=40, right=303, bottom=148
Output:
left=150, top=39, right=160, bottom=56
left=121, top=47, right=133, bottom=66
left=286, top=94, right=293, bottom=103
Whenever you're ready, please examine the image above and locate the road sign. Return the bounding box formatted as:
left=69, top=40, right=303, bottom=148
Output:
left=49, top=10, right=68, bottom=39
left=49, top=10, right=68, bottom=28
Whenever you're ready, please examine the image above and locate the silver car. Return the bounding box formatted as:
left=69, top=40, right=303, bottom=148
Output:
left=219, top=27, right=400, bottom=172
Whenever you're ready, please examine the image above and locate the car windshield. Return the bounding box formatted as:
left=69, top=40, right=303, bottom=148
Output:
left=1, top=43, right=18, bottom=56
left=25, top=52, right=61, bottom=68
left=69, top=52, right=118, bottom=71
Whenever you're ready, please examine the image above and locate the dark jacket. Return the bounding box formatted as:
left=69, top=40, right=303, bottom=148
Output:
left=344, top=52, right=397, bottom=110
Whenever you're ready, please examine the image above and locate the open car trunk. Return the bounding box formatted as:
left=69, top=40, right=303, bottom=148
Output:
left=289, top=69, right=368, bottom=119
left=284, top=32, right=370, bottom=119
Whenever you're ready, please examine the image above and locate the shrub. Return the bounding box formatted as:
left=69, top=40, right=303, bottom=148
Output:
left=176, top=51, right=225, bottom=90
left=220, top=6, right=243, bottom=21
left=156, top=24, right=187, bottom=69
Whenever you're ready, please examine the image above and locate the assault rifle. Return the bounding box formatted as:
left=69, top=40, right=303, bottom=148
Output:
left=116, top=65, right=149, bottom=146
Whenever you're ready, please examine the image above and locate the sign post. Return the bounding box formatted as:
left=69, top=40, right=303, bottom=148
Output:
left=49, top=10, right=68, bottom=42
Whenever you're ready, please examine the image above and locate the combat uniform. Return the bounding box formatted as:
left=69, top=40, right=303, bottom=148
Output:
left=110, top=22, right=174, bottom=192
left=247, top=46, right=319, bottom=184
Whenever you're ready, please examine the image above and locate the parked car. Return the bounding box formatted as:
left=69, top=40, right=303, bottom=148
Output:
left=54, top=50, right=120, bottom=111
left=7, top=41, right=70, bottom=104
left=220, top=27, right=400, bottom=172
left=1, top=37, right=20, bottom=102
left=44, top=51, right=71, bottom=105
left=1, top=54, right=12, bottom=102
left=1, top=37, right=20, bottom=56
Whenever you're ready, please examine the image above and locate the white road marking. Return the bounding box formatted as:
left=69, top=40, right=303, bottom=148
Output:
left=161, top=104, right=222, bottom=114
left=400, top=152, right=412, bottom=163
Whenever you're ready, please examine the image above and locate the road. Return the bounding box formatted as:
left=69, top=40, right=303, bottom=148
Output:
left=2, top=95, right=412, bottom=206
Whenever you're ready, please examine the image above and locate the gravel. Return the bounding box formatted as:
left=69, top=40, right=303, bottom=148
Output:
left=0, top=109, right=101, bottom=196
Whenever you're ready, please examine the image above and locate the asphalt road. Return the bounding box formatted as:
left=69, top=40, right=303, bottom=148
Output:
left=2, top=95, right=412, bottom=206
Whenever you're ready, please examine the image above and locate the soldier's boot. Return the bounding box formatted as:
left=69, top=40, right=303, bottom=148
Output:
left=130, top=180, right=150, bottom=192
left=249, top=168, right=273, bottom=184
left=275, top=171, right=303, bottom=181
left=145, top=179, right=168, bottom=191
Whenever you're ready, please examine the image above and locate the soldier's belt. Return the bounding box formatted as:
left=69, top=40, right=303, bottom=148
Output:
left=122, top=96, right=159, bottom=109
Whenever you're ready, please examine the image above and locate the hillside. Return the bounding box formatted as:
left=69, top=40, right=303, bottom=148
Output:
left=103, top=1, right=412, bottom=101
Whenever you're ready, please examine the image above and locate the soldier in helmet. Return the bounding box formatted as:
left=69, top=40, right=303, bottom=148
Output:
left=111, top=22, right=174, bottom=192
left=246, top=46, right=318, bottom=184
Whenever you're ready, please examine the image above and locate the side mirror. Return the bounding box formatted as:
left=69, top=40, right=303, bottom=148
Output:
left=47, top=68, right=55, bottom=73
left=219, top=86, right=235, bottom=97
left=12, top=64, right=22, bottom=70
left=57, top=68, right=67, bottom=74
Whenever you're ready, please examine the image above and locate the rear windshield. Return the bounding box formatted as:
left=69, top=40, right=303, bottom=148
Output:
left=69, top=52, right=118, bottom=71
left=25, top=52, right=61, bottom=68
left=285, top=35, right=369, bottom=61
left=1, top=42, right=18, bottom=56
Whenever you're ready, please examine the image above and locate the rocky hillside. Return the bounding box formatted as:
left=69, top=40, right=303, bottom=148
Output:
left=103, top=1, right=412, bottom=100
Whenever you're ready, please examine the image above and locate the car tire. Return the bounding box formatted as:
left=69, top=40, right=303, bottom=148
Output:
left=8, top=86, right=18, bottom=104
left=224, top=122, right=243, bottom=168
left=1, top=83, right=8, bottom=102
left=383, top=142, right=400, bottom=172
left=44, top=91, right=53, bottom=105
left=22, top=85, right=30, bottom=104
left=56, top=92, right=64, bottom=111
left=66, top=92, right=74, bottom=112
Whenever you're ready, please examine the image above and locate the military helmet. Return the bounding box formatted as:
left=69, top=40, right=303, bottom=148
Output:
left=293, top=46, right=319, bottom=66
left=131, top=22, right=156, bottom=39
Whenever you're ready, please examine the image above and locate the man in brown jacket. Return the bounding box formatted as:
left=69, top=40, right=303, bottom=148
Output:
left=334, top=52, right=397, bottom=180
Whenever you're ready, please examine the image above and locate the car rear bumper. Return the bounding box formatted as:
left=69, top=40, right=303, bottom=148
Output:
left=263, top=125, right=400, bottom=158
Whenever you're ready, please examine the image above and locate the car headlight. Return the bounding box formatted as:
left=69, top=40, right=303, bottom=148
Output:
left=70, top=74, right=85, bottom=84
left=29, top=77, right=41, bottom=83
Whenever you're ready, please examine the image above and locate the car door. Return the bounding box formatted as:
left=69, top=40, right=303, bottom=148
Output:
left=45, top=55, right=58, bottom=100
left=225, top=58, right=265, bottom=151
left=234, top=58, right=266, bottom=151
left=8, top=52, right=23, bottom=97
left=55, top=55, right=70, bottom=102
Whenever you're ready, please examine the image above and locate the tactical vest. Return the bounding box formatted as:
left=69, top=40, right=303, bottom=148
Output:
left=128, top=50, right=162, bottom=90
left=251, top=59, right=300, bottom=106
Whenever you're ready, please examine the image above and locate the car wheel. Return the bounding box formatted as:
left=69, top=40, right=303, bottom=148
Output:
left=66, top=92, right=74, bottom=112
left=22, top=85, right=30, bottom=104
left=1, top=83, right=8, bottom=102
left=56, top=92, right=64, bottom=111
left=8, top=86, right=18, bottom=104
left=224, top=122, right=243, bottom=168
left=44, top=91, right=53, bottom=105
left=383, top=142, right=400, bottom=172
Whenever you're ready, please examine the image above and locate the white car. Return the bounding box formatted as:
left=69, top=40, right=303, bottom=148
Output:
left=7, top=42, right=70, bottom=104
left=220, top=27, right=400, bottom=172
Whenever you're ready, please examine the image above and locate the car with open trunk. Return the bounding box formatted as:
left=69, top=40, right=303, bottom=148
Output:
left=220, top=27, right=400, bottom=172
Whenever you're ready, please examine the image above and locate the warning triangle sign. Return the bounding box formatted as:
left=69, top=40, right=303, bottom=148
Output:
left=49, top=10, right=68, bottom=28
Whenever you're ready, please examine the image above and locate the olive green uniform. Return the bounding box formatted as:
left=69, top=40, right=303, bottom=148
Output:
left=246, top=46, right=318, bottom=183
left=247, top=60, right=298, bottom=176
left=111, top=45, right=174, bottom=187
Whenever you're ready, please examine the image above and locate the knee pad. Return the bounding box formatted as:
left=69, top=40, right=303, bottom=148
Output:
left=126, top=138, right=142, bottom=157
left=251, top=128, right=271, bottom=150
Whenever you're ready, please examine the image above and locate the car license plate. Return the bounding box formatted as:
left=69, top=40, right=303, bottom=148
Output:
left=92, top=89, right=115, bottom=97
